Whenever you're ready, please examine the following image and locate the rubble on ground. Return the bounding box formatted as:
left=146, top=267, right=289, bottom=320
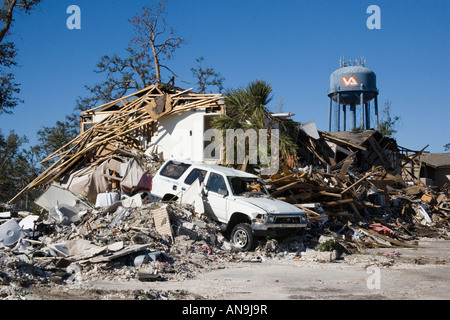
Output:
left=0, top=195, right=287, bottom=299
left=1, top=84, right=449, bottom=299
left=265, top=162, right=449, bottom=255
left=2, top=141, right=449, bottom=301
left=1, top=156, right=448, bottom=298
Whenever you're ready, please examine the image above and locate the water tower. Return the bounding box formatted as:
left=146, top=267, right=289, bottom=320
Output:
left=327, top=57, right=379, bottom=132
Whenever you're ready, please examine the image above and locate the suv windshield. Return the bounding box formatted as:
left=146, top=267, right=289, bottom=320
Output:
left=160, top=161, right=191, bottom=179
left=227, top=177, right=266, bottom=196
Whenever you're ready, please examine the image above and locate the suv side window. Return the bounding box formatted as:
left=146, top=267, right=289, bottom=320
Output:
left=184, top=168, right=207, bottom=185
left=206, top=172, right=227, bottom=194
left=160, top=161, right=191, bottom=179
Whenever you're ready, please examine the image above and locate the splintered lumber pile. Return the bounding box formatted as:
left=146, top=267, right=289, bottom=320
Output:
left=9, top=84, right=224, bottom=203
left=267, top=124, right=450, bottom=250
left=266, top=164, right=388, bottom=220
left=266, top=159, right=449, bottom=251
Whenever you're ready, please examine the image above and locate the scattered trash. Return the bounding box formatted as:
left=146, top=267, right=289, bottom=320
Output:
left=384, top=251, right=401, bottom=256
left=0, top=219, right=23, bottom=248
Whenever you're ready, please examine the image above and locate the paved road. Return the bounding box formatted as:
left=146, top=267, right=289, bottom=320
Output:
left=91, top=238, right=450, bottom=300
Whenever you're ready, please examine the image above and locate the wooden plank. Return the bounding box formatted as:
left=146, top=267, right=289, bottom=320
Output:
left=363, top=228, right=419, bottom=248
left=169, top=87, right=193, bottom=98
left=296, top=182, right=343, bottom=193
left=81, top=86, right=152, bottom=113
left=318, top=190, right=342, bottom=198
left=338, top=159, right=352, bottom=180
left=270, top=173, right=295, bottom=184
left=367, top=136, right=389, bottom=167
left=341, top=171, right=373, bottom=194
left=322, top=198, right=354, bottom=207
left=270, top=181, right=302, bottom=195
left=294, top=204, right=321, bottom=216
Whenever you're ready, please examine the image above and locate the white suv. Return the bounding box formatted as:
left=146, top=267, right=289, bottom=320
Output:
left=151, top=160, right=307, bottom=250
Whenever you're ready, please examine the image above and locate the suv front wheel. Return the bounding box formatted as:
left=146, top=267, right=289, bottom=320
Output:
left=231, top=223, right=255, bottom=251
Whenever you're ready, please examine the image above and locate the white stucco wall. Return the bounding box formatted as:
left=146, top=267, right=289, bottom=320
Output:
left=147, top=109, right=208, bottom=162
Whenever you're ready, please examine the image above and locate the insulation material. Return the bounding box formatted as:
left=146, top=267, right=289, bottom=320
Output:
left=59, top=166, right=92, bottom=198
left=60, top=158, right=123, bottom=203
left=120, top=158, right=145, bottom=195
left=87, top=160, right=114, bottom=201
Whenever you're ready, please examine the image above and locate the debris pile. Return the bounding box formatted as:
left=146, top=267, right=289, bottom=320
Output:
left=2, top=157, right=448, bottom=297
left=0, top=197, right=251, bottom=299
left=265, top=158, right=449, bottom=254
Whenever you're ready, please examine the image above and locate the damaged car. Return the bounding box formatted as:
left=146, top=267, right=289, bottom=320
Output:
left=151, top=160, right=307, bottom=251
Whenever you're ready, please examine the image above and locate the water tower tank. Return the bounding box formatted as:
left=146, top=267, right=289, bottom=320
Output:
left=327, top=59, right=379, bottom=132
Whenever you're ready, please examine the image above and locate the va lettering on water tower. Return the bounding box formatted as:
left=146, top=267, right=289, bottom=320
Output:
left=341, top=75, right=359, bottom=87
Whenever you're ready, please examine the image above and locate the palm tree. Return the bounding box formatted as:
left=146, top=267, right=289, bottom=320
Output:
left=212, top=80, right=298, bottom=172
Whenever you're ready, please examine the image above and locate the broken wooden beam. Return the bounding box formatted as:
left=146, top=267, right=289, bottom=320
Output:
left=322, top=198, right=354, bottom=207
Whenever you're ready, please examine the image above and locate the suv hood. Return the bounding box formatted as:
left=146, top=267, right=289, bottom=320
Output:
left=235, top=196, right=304, bottom=215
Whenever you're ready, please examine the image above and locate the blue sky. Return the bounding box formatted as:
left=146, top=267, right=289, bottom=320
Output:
left=1, top=0, right=449, bottom=153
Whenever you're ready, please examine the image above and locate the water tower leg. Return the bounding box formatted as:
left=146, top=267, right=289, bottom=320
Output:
left=328, top=98, right=333, bottom=132
left=360, top=92, right=364, bottom=130
left=374, top=95, right=379, bottom=130
left=365, top=103, right=370, bottom=129
left=350, top=105, right=356, bottom=130
left=336, top=93, right=340, bottom=132
left=343, top=105, right=347, bottom=131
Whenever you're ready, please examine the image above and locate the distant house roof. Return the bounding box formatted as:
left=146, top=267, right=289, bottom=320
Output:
left=323, top=130, right=398, bottom=151
left=325, top=130, right=379, bottom=145
left=422, top=153, right=450, bottom=168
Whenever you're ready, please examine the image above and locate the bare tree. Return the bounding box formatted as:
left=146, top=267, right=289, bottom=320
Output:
left=129, top=0, right=185, bottom=84
left=53, top=1, right=187, bottom=149
left=191, top=57, right=225, bottom=93
left=70, top=0, right=185, bottom=122
left=0, top=0, right=40, bottom=43
left=71, top=46, right=153, bottom=117
left=379, top=100, right=400, bottom=137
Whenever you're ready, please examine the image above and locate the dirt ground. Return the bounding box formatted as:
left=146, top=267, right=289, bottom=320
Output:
left=24, top=238, right=449, bottom=300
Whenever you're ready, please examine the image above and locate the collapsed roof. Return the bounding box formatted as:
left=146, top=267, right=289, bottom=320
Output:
left=9, top=83, right=224, bottom=203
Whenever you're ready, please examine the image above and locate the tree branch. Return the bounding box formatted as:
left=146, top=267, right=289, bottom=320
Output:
left=1, top=0, right=41, bottom=43
left=0, top=0, right=18, bottom=43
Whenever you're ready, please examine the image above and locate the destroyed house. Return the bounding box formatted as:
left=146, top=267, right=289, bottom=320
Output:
left=10, top=83, right=301, bottom=204
left=78, top=83, right=225, bottom=163
left=10, top=84, right=225, bottom=203
left=322, top=130, right=400, bottom=172
left=295, top=128, right=401, bottom=174
left=399, top=149, right=450, bottom=190
left=420, top=153, right=450, bottom=189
